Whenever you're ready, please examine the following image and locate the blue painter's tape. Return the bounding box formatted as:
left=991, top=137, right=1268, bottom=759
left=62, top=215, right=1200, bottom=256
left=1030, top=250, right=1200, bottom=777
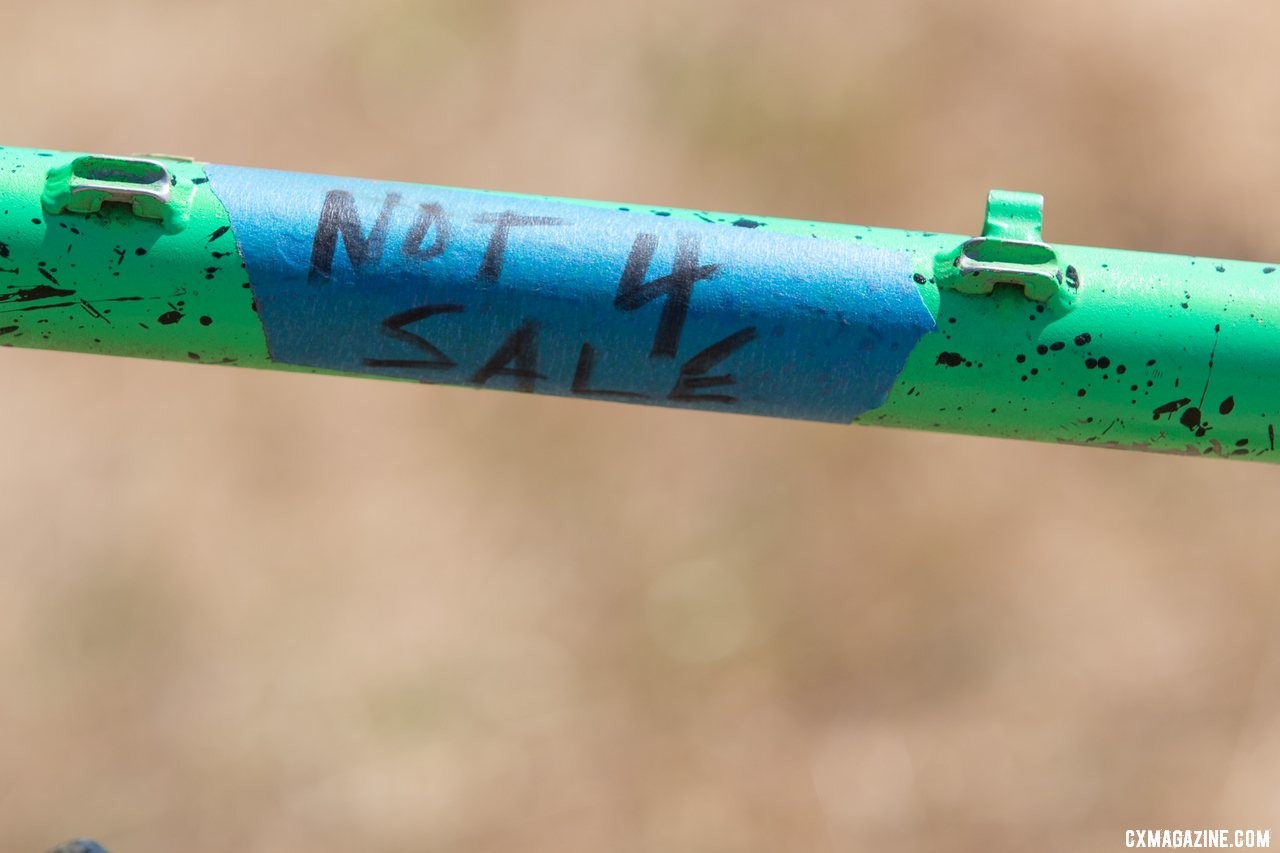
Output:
left=205, top=165, right=934, bottom=422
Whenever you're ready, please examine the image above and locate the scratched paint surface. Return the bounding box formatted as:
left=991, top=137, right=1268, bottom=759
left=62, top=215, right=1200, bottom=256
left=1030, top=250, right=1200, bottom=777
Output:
left=0, top=148, right=270, bottom=366
left=204, top=165, right=934, bottom=422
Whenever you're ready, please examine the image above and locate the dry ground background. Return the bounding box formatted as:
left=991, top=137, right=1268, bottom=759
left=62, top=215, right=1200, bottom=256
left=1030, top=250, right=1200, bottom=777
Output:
left=3, top=1, right=1280, bottom=851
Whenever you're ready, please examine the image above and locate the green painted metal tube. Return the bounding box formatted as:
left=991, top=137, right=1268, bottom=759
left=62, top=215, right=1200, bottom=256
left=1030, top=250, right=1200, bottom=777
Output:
left=0, top=145, right=1276, bottom=461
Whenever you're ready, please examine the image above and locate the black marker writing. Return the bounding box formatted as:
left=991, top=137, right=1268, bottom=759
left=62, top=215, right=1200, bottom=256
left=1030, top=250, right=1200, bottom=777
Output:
left=571, top=343, right=647, bottom=399
left=470, top=320, right=545, bottom=392
left=615, top=233, right=718, bottom=359
left=668, top=327, right=758, bottom=404
left=309, top=190, right=400, bottom=282
left=401, top=203, right=451, bottom=262
left=363, top=303, right=464, bottom=369
left=326, top=197, right=768, bottom=409
left=474, top=212, right=564, bottom=281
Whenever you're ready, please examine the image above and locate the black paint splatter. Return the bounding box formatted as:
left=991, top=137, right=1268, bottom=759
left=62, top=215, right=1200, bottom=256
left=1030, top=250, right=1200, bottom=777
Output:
left=1180, top=406, right=1208, bottom=437
left=1153, top=398, right=1192, bottom=420
left=0, top=284, right=74, bottom=303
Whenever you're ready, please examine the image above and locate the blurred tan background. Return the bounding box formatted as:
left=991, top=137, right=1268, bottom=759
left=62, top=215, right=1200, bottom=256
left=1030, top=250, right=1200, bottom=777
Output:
left=3, top=1, right=1280, bottom=851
